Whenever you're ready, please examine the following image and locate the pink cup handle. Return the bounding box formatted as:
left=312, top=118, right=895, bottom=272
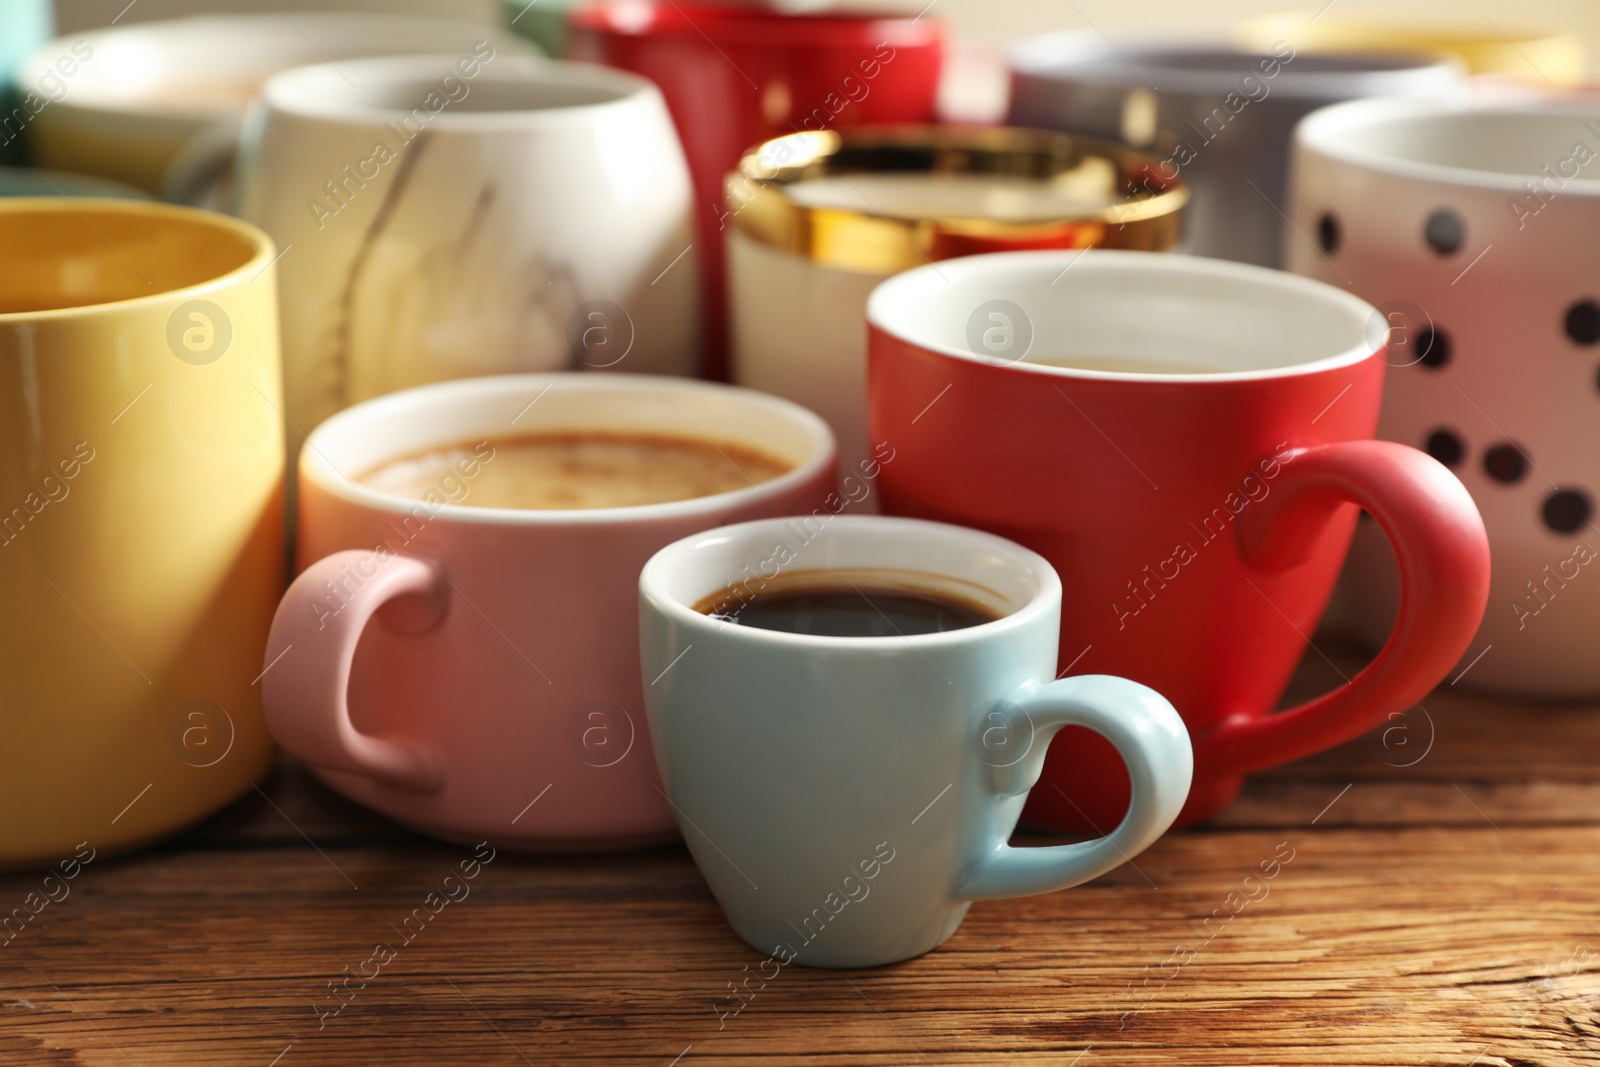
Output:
left=1198, top=440, right=1490, bottom=777
left=261, top=550, right=446, bottom=791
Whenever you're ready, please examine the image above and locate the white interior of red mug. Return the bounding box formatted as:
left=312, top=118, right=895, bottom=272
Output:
left=301, top=373, right=835, bottom=525
left=260, top=53, right=653, bottom=125
left=641, top=516, right=1053, bottom=646
left=866, top=249, right=1380, bottom=381
left=1297, top=98, right=1600, bottom=191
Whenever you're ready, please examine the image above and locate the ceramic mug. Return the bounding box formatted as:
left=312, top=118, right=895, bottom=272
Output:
left=729, top=125, right=1186, bottom=488
left=639, top=515, right=1192, bottom=967
left=1007, top=31, right=1461, bottom=266
left=261, top=374, right=836, bottom=851
left=867, top=249, right=1491, bottom=830
left=237, top=54, right=698, bottom=466
left=0, top=0, right=51, bottom=165
left=1237, top=12, right=1585, bottom=86
left=568, top=1, right=945, bottom=378
left=0, top=198, right=284, bottom=866
left=16, top=14, right=537, bottom=199
left=503, top=0, right=576, bottom=58
left=0, top=165, right=144, bottom=199
left=1288, top=98, right=1600, bottom=696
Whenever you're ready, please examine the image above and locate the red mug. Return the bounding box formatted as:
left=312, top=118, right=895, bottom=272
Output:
left=867, top=250, right=1490, bottom=828
left=567, top=1, right=944, bottom=379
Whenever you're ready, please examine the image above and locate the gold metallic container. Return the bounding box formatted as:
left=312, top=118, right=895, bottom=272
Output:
left=726, top=125, right=1187, bottom=487
left=728, top=125, right=1187, bottom=274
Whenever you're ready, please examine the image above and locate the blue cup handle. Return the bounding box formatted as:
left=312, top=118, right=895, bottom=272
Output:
left=958, top=675, right=1193, bottom=901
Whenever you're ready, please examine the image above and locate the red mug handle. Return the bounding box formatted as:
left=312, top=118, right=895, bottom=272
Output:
left=261, top=549, right=447, bottom=791
left=1196, top=441, right=1490, bottom=776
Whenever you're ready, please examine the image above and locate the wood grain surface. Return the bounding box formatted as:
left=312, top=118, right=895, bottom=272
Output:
left=4, top=647, right=1599, bottom=1066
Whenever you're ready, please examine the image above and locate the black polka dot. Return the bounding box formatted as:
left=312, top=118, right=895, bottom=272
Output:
left=1424, top=429, right=1464, bottom=468
left=1484, top=443, right=1529, bottom=484
left=1318, top=213, right=1340, bottom=254
left=1543, top=489, right=1592, bottom=533
left=1565, top=300, right=1600, bottom=345
left=1416, top=325, right=1451, bottom=369
left=1424, top=209, right=1464, bottom=255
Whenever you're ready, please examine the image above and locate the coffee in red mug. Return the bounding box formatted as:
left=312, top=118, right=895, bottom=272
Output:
left=867, top=250, right=1490, bottom=828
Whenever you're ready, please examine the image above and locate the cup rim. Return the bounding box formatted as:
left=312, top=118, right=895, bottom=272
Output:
left=300, top=373, right=837, bottom=527
left=865, top=248, right=1381, bottom=383
left=1295, top=96, right=1600, bottom=194
left=570, top=1, right=943, bottom=47
left=728, top=125, right=1188, bottom=271
left=1237, top=10, right=1581, bottom=52
left=640, top=515, right=1062, bottom=650
left=259, top=54, right=656, bottom=129
left=18, top=13, right=536, bottom=116
left=0, top=197, right=275, bottom=322
left=1008, top=29, right=1461, bottom=100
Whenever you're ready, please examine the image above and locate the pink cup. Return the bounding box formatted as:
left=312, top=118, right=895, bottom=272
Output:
left=261, top=374, right=836, bottom=850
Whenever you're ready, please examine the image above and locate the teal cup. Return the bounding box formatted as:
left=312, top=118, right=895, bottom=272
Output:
left=0, top=165, right=145, bottom=199
left=503, top=0, right=576, bottom=57
left=0, top=0, right=52, bottom=165
left=639, top=515, right=1193, bottom=968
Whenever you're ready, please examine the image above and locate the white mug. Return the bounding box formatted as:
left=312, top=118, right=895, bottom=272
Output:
left=1008, top=32, right=1461, bottom=266
left=728, top=126, right=1185, bottom=490
left=638, top=515, right=1192, bottom=967
left=15, top=14, right=537, bottom=199
left=237, top=53, right=699, bottom=462
left=1288, top=97, right=1600, bottom=696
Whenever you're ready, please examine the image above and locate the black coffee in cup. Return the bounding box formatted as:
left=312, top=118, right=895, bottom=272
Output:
left=694, top=568, right=999, bottom=637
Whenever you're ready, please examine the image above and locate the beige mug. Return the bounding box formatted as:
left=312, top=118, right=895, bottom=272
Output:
left=16, top=13, right=537, bottom=200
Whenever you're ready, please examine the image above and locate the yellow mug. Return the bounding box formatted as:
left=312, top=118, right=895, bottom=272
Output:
left=0, top=198, right=284, bottom=866
left=1237, top=12, right=1586, bottom=87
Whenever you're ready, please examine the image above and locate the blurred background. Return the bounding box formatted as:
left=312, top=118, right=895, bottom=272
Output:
left=54, top=0, right=1600, bottom=64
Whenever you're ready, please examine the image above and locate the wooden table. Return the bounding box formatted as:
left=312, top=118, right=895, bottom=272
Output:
left=5, top=646, right=1599, bottom=1066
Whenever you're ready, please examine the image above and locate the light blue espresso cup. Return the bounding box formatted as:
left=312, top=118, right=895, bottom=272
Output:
left=639, top=515, right=1193, bottom=968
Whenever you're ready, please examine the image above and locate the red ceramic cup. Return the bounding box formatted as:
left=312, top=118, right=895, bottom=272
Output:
left=867, top=250, right=1490, bottom=829
left=567, top=1, right=944, bottom=379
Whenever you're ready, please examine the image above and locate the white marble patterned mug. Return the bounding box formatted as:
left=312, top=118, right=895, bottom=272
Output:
left=237, top=53, right=699, bottom=460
